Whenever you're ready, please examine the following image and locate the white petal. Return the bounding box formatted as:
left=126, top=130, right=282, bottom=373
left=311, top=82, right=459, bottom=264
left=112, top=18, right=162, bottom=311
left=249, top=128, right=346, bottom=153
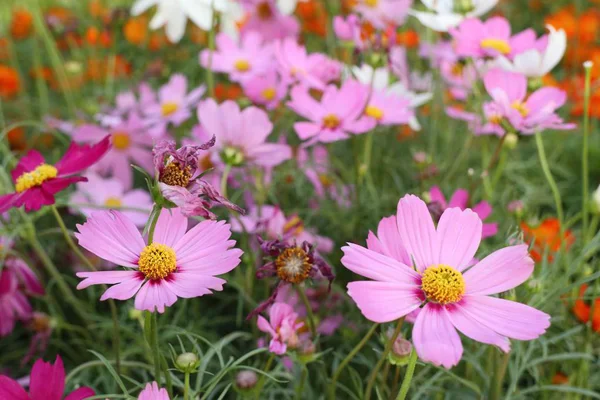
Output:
left=471, top=0, right=498, bottom=16
left=277, top=0, right=297, bottom=15
left=165, top=3, right=187, bottom=42
left=409, top=10, right=463, bottom=31
left=540, top=25, right=566, bottom=75
left=513, top=50, right=543, bottom=77
left=180, top=0, right=214, bottom=31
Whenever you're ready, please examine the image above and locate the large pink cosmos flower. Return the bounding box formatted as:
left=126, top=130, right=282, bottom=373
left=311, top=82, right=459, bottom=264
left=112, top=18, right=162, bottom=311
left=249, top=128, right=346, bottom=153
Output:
left=287, top=81, right=376, bottom=144
left=257, top=302, right=304, bottom=354
left=138, top=382, right=169, bottom=400
left=342, top=194, right=550, bottom=368
left=0, top=137, right=110, bottom=213
left=75, top=208, right=242, bottom=313
left=70, top=173, right=152, bottom=227
left=0, top=355, right=95, bottom=400
left=450, top=17, right=544, bottom=60
left=362, top=87, right=414, bottom=127
left=429, top=186, right=498, bottom=239
left=197, top=99, right=292, bottom=168
left=73, top=112, right=153, bottom=190
left=143, top=74, right=205, bottom=137
left=240, top=0, right=300, bottom=40
left=200, top=32, right=274, bottom=83
left=483, top=68, right=575, bottom=134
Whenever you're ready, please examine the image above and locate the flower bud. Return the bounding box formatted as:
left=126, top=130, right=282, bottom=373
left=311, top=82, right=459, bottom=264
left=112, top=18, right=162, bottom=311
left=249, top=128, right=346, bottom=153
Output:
left=388, top=337, right=413, bottom=366
left=235, top=370, right=258, bottom=390
left=592, top=185, right=600, bottom=214
left=175, top=352, right=200, bottom=372
left=503, top=133, right=518, bottom=149
left=221, top=146, right=245, bottom=166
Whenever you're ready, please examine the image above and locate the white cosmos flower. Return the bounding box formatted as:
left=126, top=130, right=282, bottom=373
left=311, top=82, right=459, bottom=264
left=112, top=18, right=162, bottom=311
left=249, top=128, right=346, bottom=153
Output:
left=131, top=0, right=235, bottom=43
left=349, top=64, right=433, bottom=131
left=495, top=25, right=567, bottom=78
left=409, top=0, right=498, bottom=32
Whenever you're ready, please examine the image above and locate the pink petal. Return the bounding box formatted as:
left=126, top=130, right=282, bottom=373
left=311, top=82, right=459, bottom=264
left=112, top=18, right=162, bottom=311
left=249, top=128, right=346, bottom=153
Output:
left=257, top=315, right=276, bottom=336
left=55, top=136, right=111, bottom=176
left=396, top=194, right=438, bottom=272
left=367, top=215, right=411, bottom=265
left=341, top=243, right=420, bottom=283
left=482, top=223, right=498, bottom=239
left=138, top=382, right=169, bottom=400
left=463, top=245, right=534, bottom=295
left=347, top=281, right=422, bottom=323
left=99, top=273, right=145, bottom=301
left=270, top=302, right=295, bottom=328
left=429, top=186, right=447, bottom=208
left=75, top=211, right=145, bottom=268
left=152, top=208, right=188, bottom=247
left=412, top=303, right=463, bottom=369
left=163, top=272, right=226, bottom=298
left=0, top=376, right=28, bottom=400
left=472, top=201, right=492, bottom=220
left=30, top=356, right=65, bottom=400
left=134, top=281, right=178, bottom=313
left=446, top=301, right=510, bottom=352
left=11, top=150, right=45, bottom=182
left=0, top=193, right=21, bottom=214
left=64, top=387, right=95, bottom=400
left=269, top=339, right=287, bottom=355
left=294, top=122, right=321, bottom=140
left=435, top=208, right=482, bottom=271
left=447, top=189, right=469, bottom=209
left=458, top=295, right=550, bottom=341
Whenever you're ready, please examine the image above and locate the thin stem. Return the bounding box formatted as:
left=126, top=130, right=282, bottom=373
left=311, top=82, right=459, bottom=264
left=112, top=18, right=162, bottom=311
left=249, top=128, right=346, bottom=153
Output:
left=582, top=61, right=593, bottom=242
left=206, top=12, right=217, bottom=98
left=535, top=133, right=565, bottom=233
left=396, top=350, right=418, bottom=400
left=491, top=352, right=510, bottom=400
left=365, top=318, right=405, bottom=400
left=295, top=366, right=308, bottom=400
left=220, top=164, right=233, bottom=198
left=328, top=323, right=379, bottom=400
left=147, top=206, right=162, bottom=244
left=254, top=353, right=276, bottom=400
left=296, top=285, right=317, bottom=339
left=469, top=134, right=508, bottom=195
left=184, top=371, right=191, bottom=400
left=144, top=311, right=162, bottom=383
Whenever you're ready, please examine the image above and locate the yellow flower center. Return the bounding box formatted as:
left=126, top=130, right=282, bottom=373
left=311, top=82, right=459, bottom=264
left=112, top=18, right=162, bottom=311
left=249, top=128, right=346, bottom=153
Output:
left=364, top=0, right=378, bottom=6
left=161, top=102, right=179, bottom=117
left=365, top=105, right=384, bottom=121
left=160, top=162, right=192, bottom=187
left=489, top=114, right=503, bottom=124
left=234, top=59, right=251, bottom=72
left=421, top=264, right=465, bottom=305
left=112, top=132, right=131, bottom=150
left=262, top=87, right=276, bottom=101
left=318, top=173, right=333, bottom=188
left=480, top=38, right=512, bottom=55
left=275, top=247, right=312, bottom=284
left=511, top=100, right=529, bottom=117
left=104, top=196, right=122, bottom=208
left=322, top=114, right=340, bottom=129
left=138, top=243, right=177, bottom=280
left=451, top=62, right=464, bottom=77
left=15, top=164, right=58, bottom=193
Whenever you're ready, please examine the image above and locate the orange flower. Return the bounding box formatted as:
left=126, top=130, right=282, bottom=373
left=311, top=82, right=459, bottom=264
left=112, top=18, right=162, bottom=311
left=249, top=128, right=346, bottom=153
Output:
left=520, top=218, right=574, bottom=262
left=573, top=284, right=600, bottom=332
left=396, top=30, right=419, bottom=48
left=29, top=66, right=53, bottom=82
left=296, top=0, right=327, bottom=37
left=124, top=16, right=149, bottom=46
left=551, top=372, right=569, bottom=385
left=7, top=126, right=26, bottom=152
left=86, top=55, right=131, bottom=82
left=190, top=25, right=208, bottom=45
left=85, top=27, right=111, bottom=48
left=149, top=32, right=167, bottom=51
left=0, top=65, right=20, bottom=98
left=10, top=8, right=33, bottom=40
left=214, top=83, right=243, bottom=102
left=0, top=38, right=9, bottom=61
left=545, top=7, right=577, bottom=40
left=89, top=0, right=110, bottom=20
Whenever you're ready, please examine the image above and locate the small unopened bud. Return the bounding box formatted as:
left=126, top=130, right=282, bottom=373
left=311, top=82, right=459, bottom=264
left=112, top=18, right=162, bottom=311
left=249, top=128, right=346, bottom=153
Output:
left=467, top=168, right=475, bottom=177
left=413, top=151, right=428, bottom=165
left=128, top=309, right=143, bottom=320
left=507, top=200, right=524, bottom=217
left=527, top=77, right=543, bottom=91
left=221, top=146, right=245, bottom=166
left=503, top=133, right=518, bottom=149
left=388, top=336, right=413, bottom=366
left=175, top=352, right=200, bottom=372
left=592, top=185, right=600, bottom=214
left=236, top=370, right=258, bottom=390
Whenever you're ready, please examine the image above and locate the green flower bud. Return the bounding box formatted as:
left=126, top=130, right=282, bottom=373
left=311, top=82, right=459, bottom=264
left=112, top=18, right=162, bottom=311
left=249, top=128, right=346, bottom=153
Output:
left=175, top=352, right=200, bottom=372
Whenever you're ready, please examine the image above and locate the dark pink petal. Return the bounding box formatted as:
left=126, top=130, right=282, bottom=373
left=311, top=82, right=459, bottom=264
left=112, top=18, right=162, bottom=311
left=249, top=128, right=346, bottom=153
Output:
left=64, top=387, right=95, bottom=400
left=17, top=187, right=56, bottom=212
left=5, top=257, right=44, bottom=295
left=429, top=186, right=447, bottom=208
left=481, top=223, right=498, bottom=239
left=29, top=355, right=65, bottom=400
left=435, top=208, right=482, bottom=271
left=0, top=192, right=22, bottom=214
left=447, top=189, right=469, bottom=209
left=472, top=201, right=492, bottom=220
left=55, top=136, right=111, bottom=176
left=42, top=177, right=87, bottom=195
left=10, top=150, right=45, bottom=183
left=0, top=376, right=29, bottom=400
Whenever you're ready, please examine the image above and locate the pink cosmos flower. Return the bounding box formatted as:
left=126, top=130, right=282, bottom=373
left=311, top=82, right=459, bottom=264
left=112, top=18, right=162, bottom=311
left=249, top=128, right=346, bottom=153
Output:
left=70, top=173, right=152, bottom=227
left=138, top=382, right=169, bottom=400
left=287, top=81, right=376, bottom=145
left=240, top=0, right=300, bottom=40
left=257, top=302, right=304, bottom=354
left=0, top=137, right=110, bottom=213
left=450, top=17, right=542, bottom=60
left=274, top=38, right=339, bottom=89
left=75, top=208, right=243, bottom=313
left=200, top=32, right=274, bottom=83
left=353, top=0, right=412, bottom=29
left=483, top=68, right=575, bottom=134
left=73, top=113, right=154, bottom=190
left=197, top=99, right=292, bottom=168
left=429, top=186, right=498, bottom=239
left=143, top=74, right=205, bottom=137
left=0, top=271, right=32, bottom=337
left=96, top=83, right=156, bottom=127
left=0, top=355, right=95, bottom=400
left=362, top=87, right=414, bottom=127
left=241, top=71, right=288, bottom=110
left=342, top=194, right=550, bottom=368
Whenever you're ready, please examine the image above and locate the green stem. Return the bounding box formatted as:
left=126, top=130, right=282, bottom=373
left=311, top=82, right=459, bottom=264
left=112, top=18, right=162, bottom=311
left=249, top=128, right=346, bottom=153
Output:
left=254, top=353, right=276, bottom=400
left=328, top=323, right=379, bottom=400
left=206, top=14, right=217, bottom=98
left=395, top=350, right=418, bottom=400
left=220, top=164, right=232, bottom=199
left=295, top=366, right=308, bottom=400
left=144, top=311, right=162, bottom=383
left=491, top=352, right=510, bottom=400
left=296, top=285, right=317, bottom=339
left=535, top=133, right=565, bottom=234
left=184, top=371, right=191, bottom=400
left=147, top=206, right=162, bottom=244
left=365, top=318, right=404, bottom=400
left=582, top=61, right=593, bottom=242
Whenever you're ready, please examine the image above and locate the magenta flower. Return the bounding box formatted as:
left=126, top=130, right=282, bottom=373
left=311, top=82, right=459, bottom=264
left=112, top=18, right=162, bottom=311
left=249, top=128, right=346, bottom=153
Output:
left=70, top=173, right=152, bottom=227
left=143, top=74, right=205, bottom=137
left=0, top=137, right=110, bottom=213
left=353, top=0, right=411, bottom=29
left=200, top=32, right=274, bottom=83
left=450, top=17, right=542, bottom=59
left=197, top=99, right=292, bottom=168
left=274, top=38, right=339, bottom=89
left=483, top=68, right=575, bottom=134
left=0, top=270, right=32, bottom=337
left=138, top=382, right=169, bottom=400
left=240, top=0, right=300, bottom=40
left=241, top=70, right=288, bottom=110
left=257, top=302, right=304, bottom=354
left=75, top=208, right=243, bottom=313
left=342, top=194, right=550, bottom=368
left=429, top=186, right=498, bottom=239
left=0, top=355, right=95, bottom=400
left=287, top=81, right=376, bottom=145
left=73, top=112, right=153, bottom=189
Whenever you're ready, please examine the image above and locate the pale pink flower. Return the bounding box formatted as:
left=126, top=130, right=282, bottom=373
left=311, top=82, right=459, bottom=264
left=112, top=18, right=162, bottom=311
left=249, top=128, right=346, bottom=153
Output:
left=143, top=74, right=205, bottom=137
left=241, top=70, right=288, bottom=110
left=287, top=81, right=376, bottom=145
left=75, top=208, right=243, bottom=313
left=96, top=83, right=156, bottom=127
left=353, top=0, right=412, bottom=29
left=70, top=173, right=152, bottom=227
left=362, top=87, right=414, bottom=127
left=257, top=302, right=304, bottom=354
left=200, top=32, right=274, bottom=83
left=138, top=382, right=170, bottom=400
left=342, top=194, right=550, bottom=368
left=274, top=38, right=339, bottom=89
left=240, top=0, right=300, bottom=40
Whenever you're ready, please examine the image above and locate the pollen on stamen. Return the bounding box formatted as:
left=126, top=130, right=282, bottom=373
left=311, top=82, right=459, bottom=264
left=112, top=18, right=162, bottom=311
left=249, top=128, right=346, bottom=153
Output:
left=421, top=264, right=466, bottom=305
left=160, top=162, right=192, bottom=187
left=15, top=164, right=58, bottom=193
left=138, top=243, right=177, bottom=280
left=275, top=247, right=312, bottom=284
